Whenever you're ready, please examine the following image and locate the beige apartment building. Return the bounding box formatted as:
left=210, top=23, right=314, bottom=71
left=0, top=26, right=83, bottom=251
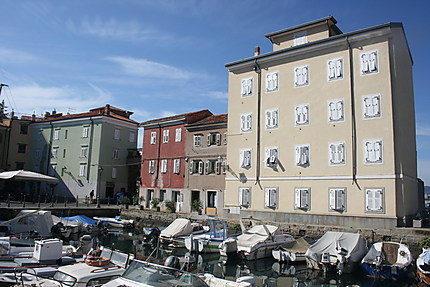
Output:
left=224, top=17, right=420, bottom=229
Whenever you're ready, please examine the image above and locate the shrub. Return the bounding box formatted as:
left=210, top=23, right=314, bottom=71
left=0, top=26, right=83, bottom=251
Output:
left=151, top=198, right=160, bottom=208
left=121, top=196, right=130, bottom=205
left=165, top=201, right=176, bottom=213
left=191, top=200, right=202, bottom=212
left=420, top=237, right=430, bottom=249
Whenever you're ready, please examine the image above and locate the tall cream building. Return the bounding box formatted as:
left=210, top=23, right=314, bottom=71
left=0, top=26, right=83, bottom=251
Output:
left=224, top=17, right=420, bottom=229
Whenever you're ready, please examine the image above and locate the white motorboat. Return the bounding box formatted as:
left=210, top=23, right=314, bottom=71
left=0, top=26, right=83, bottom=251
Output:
left=305, top=231, right=368, bottom=274
left=185, top=219, right=231, bottom=253
left=272, top=237, right=309, bottom=262
left=93, top=216, right=134, bottom=228
left=7, top=247, right=133, bottom=287
left=219, top=218, right=294, bottom=260
left=417, top=249, right=430, bottom=285
left=159, top=218, right=208, bottom=245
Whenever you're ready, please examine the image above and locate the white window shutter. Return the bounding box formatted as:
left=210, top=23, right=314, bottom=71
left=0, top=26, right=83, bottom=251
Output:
left=207, top=134, right=211, bottom=146
left=366, top=189, right=374, bottom=211
left=328, top=61, right=335, bottom=79
left=301, top=189, right=308, bottom=209
left=329, top=189, right=336, bottom=210
left=369, top=52, right=377, bottom=72
left=335, top=59, right=342, bottom=77
left=265, top=148, right=270, bottom=165
left=216, top=162, right=221, bottom=174
left=265, top=189, right=270, bottom=207
left=337, top=189, right=345, bottom=210
left=205, top=161, right=209, bottom=174
left=361, top=54, right=369, bottom=73
left=295, top=147, right=301, bottom=165
left=375, top=190, right=383, bottom=210
left=302, top=67, right=308, bottom=85
left=198, top=161, right=203, bottom=174
left=244, top=189, right=250, bottom=206
left=189, top=161, right=194, bottom=174
left=294, top=189, right=300, bottom=208
left=266, top=111, right=271, bottom=128
left=239, top=189, right=243, bottom=206
left=216, top=133, right=221, bottom=145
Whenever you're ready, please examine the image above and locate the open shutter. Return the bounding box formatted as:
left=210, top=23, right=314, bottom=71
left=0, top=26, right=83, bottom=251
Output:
left=266, top=111, right=271, bottom=128
left=205, top=161, right=209, bottom=174
left=216, top=162, right=221, bottom=174
left=239, top=189, right=243, bottom=206
left=265, top=148, right=270, bottom=165
left=295, top=147, right=301, bottom=166
left=361, top=54, right=369, bottom=73
left=198, top=161, right=203, bottom=174
left=271, top=189, right=277, bottom=208
left=373, top=96, right=380, bottom=117
left=294, top=189, right=300, bottom=209
left=369, top=52, right=377, bottom=72
left=328, top=61, right=335, bottom=79
left=216, top=133, right=221, bottom=145
left=329, top=189, right=336, bottom=210
left=375, top=190, right=383, bottom=211
left=301, top=189, right=308, bottom=209
left=265, top=189, right=270, bottom=208
left=335, top=59, right=342, bottom=78
left=244, top=189, right=250, bottom=207
left=366, top=189, right=374, bottom=211
left=207, top=134, right=211, bottom=146
left=337, top=189, right=345, bottom=210
left=189, top=161, right=194, bottom=174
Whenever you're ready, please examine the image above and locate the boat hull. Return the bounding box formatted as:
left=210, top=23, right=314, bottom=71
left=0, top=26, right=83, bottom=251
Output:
left=418, top=268, right=430, bottom=286
left=361, top=262, right=409, bottom=280
left=272, top=249, right=306, bottom=262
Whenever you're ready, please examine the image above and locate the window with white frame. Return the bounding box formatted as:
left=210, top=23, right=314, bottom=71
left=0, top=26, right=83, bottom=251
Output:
left=114, top=128, right=120, bottom=140
left=327, top=58, right=343, bottom=80
left=161, top=160, right=167, bottom=173
left=52, top=147, right=59, bottom=159
left=329, top=188, right=346, bottom=211
left=207, top=132, right=221, bottom=146
left=361, top=50, right=378, bottom=75
left=112, top=167, right=117, bottom=179
left=265, top=109, right=279, bottom=130
left=294, top=65, right=309, bottom=87
left=150, top=132, right=157, bottom=144
left=173, top=159, right=180, bottom=174
left=205, top=160, right=217, bottom=174
left=365, top=188, right=384, bottom=212
left=194, top=134, right=202, bottom=147
left=265, top=187, right=278, bottom=208
left=149, top=160, right=155, bottom=174
left=295, top=104, right=309, bottom=126
left=163, top=129, right=169, bottom=143
left=113, top=149, right=120, bottom=159
left=364, top=139, right=383, bottom=164
left=223, top=133, right=227, bottom=145
left=295, top=187, right=310, bottom=210
left=82, top=127, right=89, bottom=138
left=215, top=161, right=221, bottom=174
left=329, top=142, right=345, bottom=165
left=293, top=30, right=307, bottom=46
left=79, top=164, right=86, bottom=177
left=362, top=94, right=381, bottom=119
left=240, top=113, right=252, bottom=133
left=129, top=132, right=136, bottom=143
left=239, top=187, right=251, bottom=207
left=189, top=160, right=204, bottom=175
left=53, top=130, right=60, bottom=140
left=240, top=149, right=252, bottom=169
left=328, top=99, right=344, bottom=122
left=175, top=128, right=182, bottom=142
left=265, top=147, right=278, bottom=167
left=266, top=72, right=278, bottom=93
left=241, top=77, right=253, bottom=97
left=295, top=144, right=310, bottom=167
left=80, top=146, right=88, bottom=158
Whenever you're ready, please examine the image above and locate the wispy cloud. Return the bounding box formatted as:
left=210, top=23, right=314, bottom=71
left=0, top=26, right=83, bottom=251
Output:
left=418, top=160, right=430, bottom=186
left=417, top=124, right=430, bottom=136
left=0, top=48, right=37, bottom=64
left=67, top=17, right=159, bottom=42
left=206, top=91, right=228, bottom=100
left=105, top=56, right=193, bottom=80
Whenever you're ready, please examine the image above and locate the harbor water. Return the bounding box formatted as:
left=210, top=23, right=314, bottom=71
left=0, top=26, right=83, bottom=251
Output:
left=99, top=229, right=419, bottom=287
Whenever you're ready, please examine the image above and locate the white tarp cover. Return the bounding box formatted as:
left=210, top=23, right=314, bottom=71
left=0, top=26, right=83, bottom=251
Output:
left=160, top=218, right=193, bottom=239
left=237, top=225, right=279, bottom=247
left=0, top=170, right=59, bottom=183
left=8, top=210, right=54, bottom=237
left=305, top=231, right=368, bottom=263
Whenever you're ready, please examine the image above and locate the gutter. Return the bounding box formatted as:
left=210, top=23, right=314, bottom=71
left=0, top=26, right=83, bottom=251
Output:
left=254, top=59, right=262, bottom=187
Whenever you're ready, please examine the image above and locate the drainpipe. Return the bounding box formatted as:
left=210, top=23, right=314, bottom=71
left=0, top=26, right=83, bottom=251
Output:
left=87, top=116, right=95, bottom=182
left=346, top=36, right=359, bottom=188
left=155, top=124, right=162, bottom=186
left=254, top=58, right=262, bottom=187
left=47, top=121, right=54, bottom=175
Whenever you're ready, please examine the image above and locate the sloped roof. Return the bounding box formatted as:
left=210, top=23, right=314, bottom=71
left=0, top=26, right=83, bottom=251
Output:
left=140, top=109, right=212, bottom=127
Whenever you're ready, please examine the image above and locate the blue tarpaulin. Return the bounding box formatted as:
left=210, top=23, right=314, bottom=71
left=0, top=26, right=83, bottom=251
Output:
left=60, top=215, right=97, bottom=226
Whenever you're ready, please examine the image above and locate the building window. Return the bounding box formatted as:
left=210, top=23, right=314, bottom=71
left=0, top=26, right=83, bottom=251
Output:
left=362, top=94, right=381, bottom=119
left=64, top=130, right=68, bottom=139
left=265, top=187, right=278, bottom=209
left=112, top=167, right=117, bottom=179
left=265, top=147, right=278, bottom=167
left=295, top=187, right=310, bottom=210
left=17, top=144, right=26, bottom=154
left=223, top=133, right=227, bottom=145
left=208, top=191, right=217, bottom=208
left=364, top=139, right=383, bottom=164
left=295, top=144, right=310, bottom=167
left=79, top=164, right=86, bottom=177
left=241, top=77, right=253, bottom=97
left=149, top=160, right=155, bottom=174
left=295, top=104, right=309, bottom=126
left=173, top=159, right=180, bottom=174
left=293, top=30, right=307, bottom=46
left=80, top=146, right=88, bottom=158
left=239, top=187, right=251, bottom=207
left=365, top=188, right=384, bottom=212
left=53, top=130, right=60, bottom=140
left=361, top=50, right=378, bottom=75
left=150, top=132, right=156, bottom=144
left=192, top=134, right=202, bottom=147
left=207, top=132, right=221, bottom=146
left=205, top=160, right=217, bottom=174
left=240, top=113, right=252, bottom=133
left=163, top=129, right=169, bottom=143
left=114, top=128, right=120, bottom=140
left=20, top=124, right=28, bottom=135
left=266, top=72, right=278, bottom=93
left=161, top=160, right=168, bottom=173
left=113, top=149, right=120, bottom=160
left=175, top=128, right=182, bottom=142
left=189, top=160, right=204, bottom=175
left=160, top=190, right=166, bottom=202
left=329, top=188, right=346, bottom=211
left=328, top=99, right=344, bottom=122
left=129, top=132, right=136, bottom=143
left=265, top=109, right=279, bottom=130
left=329, top=142, right=345, bottom=165
left=82, top=127, right=89, bottom=138
left=63, top=149, right=66, bottom=158
left=240, top=149, right=252, bottom=169
left=52, top=147, right=59, bottom=159
left=327, top=58, right=343, bottom=81
left=294, top=65, right=309, bottom=87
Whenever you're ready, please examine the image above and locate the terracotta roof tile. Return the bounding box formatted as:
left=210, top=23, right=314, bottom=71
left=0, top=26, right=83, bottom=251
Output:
left=140, top=109, right=212, bottom=126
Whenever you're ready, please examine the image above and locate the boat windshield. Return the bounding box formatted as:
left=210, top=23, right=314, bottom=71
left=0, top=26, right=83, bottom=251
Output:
left=52, top=271, right=77, bottom=286
left=122, top=260, right=207, bottom=287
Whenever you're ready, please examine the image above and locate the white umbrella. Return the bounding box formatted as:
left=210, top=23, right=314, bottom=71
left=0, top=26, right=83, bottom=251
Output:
left=0, top=170, right=59, bottom=183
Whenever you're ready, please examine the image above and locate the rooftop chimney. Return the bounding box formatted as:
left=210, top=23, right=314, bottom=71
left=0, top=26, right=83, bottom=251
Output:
left=254, top=46, right=260, bottom=56
left=104, top=104, right=110, bottom=116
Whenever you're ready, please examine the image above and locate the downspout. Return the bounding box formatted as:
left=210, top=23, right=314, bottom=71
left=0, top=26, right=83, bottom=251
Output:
left=4, top=125, right=11, bottom=169
left=346, top=36, right=359, bottom=188
left=254, top=59, right=262, bottom=187
left=87, top=116, right=95, bottom=182
left=155, top=124, right=162, bottom=186
left=47, top=121, right=54, bottom=175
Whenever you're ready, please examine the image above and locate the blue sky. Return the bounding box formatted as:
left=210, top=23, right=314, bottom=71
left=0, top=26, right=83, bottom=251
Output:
left=1, top=0, right=429, bottom=184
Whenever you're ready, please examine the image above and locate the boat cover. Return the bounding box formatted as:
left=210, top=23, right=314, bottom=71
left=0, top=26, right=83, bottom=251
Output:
left=160, top=218, right=193, bottom=239
left=305, top=231, right=367, bottom=263
left=420, top=250, right=430, bottom=265
left=59, top=215, right=97, bottom=227
left=237, top=225, right=279, bottom=247
left=281, top=237, right=310, bottom=253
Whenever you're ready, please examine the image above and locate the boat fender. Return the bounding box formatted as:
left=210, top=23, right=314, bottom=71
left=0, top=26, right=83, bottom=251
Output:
left=85, top=257, right=109, bottom=267
left=400, top=250, right=407, bottom=257
left=164, top=256, right=180, bottom=270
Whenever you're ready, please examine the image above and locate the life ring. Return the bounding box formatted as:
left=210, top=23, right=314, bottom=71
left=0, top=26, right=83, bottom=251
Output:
left=85, top=257, right=109, bottom=267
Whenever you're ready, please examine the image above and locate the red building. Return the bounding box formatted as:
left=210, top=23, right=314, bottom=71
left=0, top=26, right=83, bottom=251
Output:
left=139, top=110, right=212, bottom=212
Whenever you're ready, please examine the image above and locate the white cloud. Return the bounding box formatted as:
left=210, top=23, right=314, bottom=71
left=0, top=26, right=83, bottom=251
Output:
left=418, top=160, right=430, bottom=186
left=105, top=56, right=192, bottom=80
left=0, top=48, right=37, bottom=64
left=417, top=124, right=430, bottom=136
left=206, top=91, right=228, bottom=100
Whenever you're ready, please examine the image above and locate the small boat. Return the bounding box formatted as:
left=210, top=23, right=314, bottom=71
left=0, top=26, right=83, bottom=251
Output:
left=417, top=249, right=430, bottom=285
left=160, top=218, right=208, bottom=245
left=185, top=219, right=230, bottom=253
left=102, top=257, right=256, bottom=287
left=272, top=237, right=310, bottom=262
left=361, top=241, right=412, bottom=280
left=305, top=231, right=368, bottom=274
left=94, top=216, right=134, bottom=228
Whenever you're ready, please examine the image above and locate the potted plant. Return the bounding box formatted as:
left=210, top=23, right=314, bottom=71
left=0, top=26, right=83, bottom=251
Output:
left=121, top=196, right=130, bottom=209
left=420, top=237, right=430, bottom=251
left=191, top=200, right=203, bottom=215
left=165, top=200, right=176, bottom=213
left=151, top=198, right=161, bottom=211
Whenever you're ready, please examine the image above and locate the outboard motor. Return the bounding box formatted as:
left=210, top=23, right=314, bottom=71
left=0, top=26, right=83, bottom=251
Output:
left=144, top=227, right=161, bottom=244
left=164, top=255, right=180, bottom=270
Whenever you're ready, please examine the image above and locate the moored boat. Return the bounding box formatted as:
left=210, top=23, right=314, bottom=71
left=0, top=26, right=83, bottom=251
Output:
left=272, top=236, right=309, bottom=262
left=93, top=216, right=134, bottom=228
left=417, top=249, right=430, bottom=285
left=185, top=219, right=230, bottom=253
left=159, top=218, right=208, bottom=245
